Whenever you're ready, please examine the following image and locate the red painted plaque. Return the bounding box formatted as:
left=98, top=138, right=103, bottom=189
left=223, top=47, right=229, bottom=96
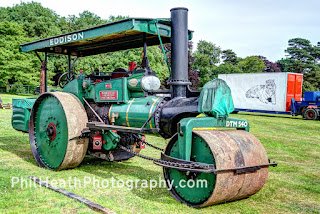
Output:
left=105, top=83, right=112, bottom=89
left=100, top=91, right=118, bottom=100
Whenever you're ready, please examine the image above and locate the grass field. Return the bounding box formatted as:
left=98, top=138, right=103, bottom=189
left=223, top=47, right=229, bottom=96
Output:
left=0, top=93, right=319, bottom=213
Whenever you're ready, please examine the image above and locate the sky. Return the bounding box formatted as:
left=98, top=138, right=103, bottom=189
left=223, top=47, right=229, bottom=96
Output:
left=1, top=0, right=319, bottom=62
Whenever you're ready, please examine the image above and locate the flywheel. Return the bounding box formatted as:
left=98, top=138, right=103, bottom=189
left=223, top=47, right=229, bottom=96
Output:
left=29, top=92, right=89, bottom=170
left=163, top=130, right=269, bottom=207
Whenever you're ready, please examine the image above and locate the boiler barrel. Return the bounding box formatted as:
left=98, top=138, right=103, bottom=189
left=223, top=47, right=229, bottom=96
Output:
left=108, top=96, right=163, bottom=129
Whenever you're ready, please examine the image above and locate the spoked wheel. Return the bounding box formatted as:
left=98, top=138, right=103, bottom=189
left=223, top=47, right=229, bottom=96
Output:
left=163, top=130, right=269, bottom=207
left=304, top=108, right=318, bottom=120
left=29, top=92, right=89, bottom=170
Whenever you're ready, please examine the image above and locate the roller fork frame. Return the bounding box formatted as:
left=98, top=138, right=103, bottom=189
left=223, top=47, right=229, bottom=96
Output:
left=177, top=116, right=250, bottom=161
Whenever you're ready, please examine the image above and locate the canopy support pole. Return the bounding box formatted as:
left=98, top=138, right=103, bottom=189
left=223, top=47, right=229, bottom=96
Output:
left=44, top=52, right=48, bottom=93
left=35, top=51, right=48, bottom=94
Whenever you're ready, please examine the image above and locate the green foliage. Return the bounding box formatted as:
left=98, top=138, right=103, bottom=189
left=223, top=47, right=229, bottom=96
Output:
left=0, top=21, right=40, bottom=86
left=72, top=46, right=169, bottom=81
left=277, top=58, right=296, bottom=72
left=66, top=11, right=105, bottom=32
left=213, top=63, right=242, bottom=76
left=302, top=67, right=320, bottom=92
left=193, top=40, right=221, bottom=66
left=279, top=38, right=320, bottom=92
left=0, top=2, right=62, bottom=37
left=238, top=56, right=266, bottom=73
left=9, top=83, right=26, bottom=94
left=221, top=49, right=238, bottom=65
left=193, top=43, right=267, bottom=87
left=192, top=40, right=221, bottom=86
left=285, top=38, right=315, bottom=63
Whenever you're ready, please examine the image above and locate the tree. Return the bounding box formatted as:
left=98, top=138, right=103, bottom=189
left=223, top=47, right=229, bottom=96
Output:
left=285, top=38, right=314, bottom=63
left=0, top=21, right=40, bottom=86
left=213, top=63, right=242, bottom=76
left=257, top=56, right=282, bottom=72
left=67, top=11, right=104, bottom=31
left=284, top=38, right=320, bottom=73
left=160, top=41, right=200, bottom=90
left=311, top=42, right=320, bottom=64
left=193, top=40, right=221, bottom=65
left=277, top=58, right=297, bottom=72
left=221, top=49, right=238, bottom=65
left=0, top=2, right=62, bottom=37
left=280, top=38, right=320, bottom=92
left=238, top=56, right=266, bottom=73
left=192, top=40, right=221, bottom=86
left=302, top=68, right=320, bottom=92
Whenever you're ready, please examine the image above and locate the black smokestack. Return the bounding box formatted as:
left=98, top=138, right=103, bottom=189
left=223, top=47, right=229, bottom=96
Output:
left=169, top=7, right=191, bottom=98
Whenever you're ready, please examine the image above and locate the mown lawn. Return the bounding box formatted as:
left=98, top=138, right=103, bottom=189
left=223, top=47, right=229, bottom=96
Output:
left=0, top=93, right=319, bottom=213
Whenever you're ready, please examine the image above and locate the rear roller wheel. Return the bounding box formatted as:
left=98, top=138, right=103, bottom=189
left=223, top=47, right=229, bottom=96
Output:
left=29, top=92, right=89, bottom=170
left=163, top=130, right=269, bottom=207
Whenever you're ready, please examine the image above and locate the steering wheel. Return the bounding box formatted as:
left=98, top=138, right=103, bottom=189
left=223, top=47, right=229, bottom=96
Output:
left=58, top=72, right=77, bottom=88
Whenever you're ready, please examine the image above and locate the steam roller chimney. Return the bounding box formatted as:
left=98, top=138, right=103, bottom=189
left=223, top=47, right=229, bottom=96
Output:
left=169, top=7, right=191, bottom=98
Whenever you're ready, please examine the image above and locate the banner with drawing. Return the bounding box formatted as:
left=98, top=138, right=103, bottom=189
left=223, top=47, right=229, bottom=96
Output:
left=218, top=73, right=290, bottom=112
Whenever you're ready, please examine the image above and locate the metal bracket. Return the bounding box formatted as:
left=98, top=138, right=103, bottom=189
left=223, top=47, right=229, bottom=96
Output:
left=87, top=122, right=159, bottom=134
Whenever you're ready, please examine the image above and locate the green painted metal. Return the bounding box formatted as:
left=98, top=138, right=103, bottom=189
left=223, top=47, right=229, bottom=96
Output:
left=110, top=96, right=163, bottom=128
left=178, top=116, right=250, bottom=161
left=102, top=130, right=120, bottom=151
left=168, top=134, right=216, bottom=203
left=12, top=98, right=36, bottom=132
left=129, top=92, right=145, bottom=98
left=63, top=78, right=85, bottom=103
left=62, top=73, right=145, bottom=103
left=82, top=79, right=95, bottom=99
left=127, top=73, right=143, bottom=92
left=20, top=18, right=193, bottom=57
left=34, top=95, right=68, bottom=169
left=94, top=78, right=129, bottom=103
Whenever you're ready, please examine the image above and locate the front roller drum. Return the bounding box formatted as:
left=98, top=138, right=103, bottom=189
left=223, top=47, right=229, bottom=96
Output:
left=163, top=130, right=269, bottom=207
left=29, top=92, right=89, bottom=170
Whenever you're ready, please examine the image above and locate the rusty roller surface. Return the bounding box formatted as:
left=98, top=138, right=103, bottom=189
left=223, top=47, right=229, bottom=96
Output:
left=54, top=92, right=89, bottom=170
left=194, top=130, right=269, bottom=207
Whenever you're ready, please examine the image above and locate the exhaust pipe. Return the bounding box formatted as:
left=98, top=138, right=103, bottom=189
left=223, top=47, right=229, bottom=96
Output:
left=169, top=7, right=191, bottom=98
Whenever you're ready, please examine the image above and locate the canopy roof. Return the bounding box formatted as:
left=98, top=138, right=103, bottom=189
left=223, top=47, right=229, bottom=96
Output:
left=20, top=18, right=193, bottom=57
